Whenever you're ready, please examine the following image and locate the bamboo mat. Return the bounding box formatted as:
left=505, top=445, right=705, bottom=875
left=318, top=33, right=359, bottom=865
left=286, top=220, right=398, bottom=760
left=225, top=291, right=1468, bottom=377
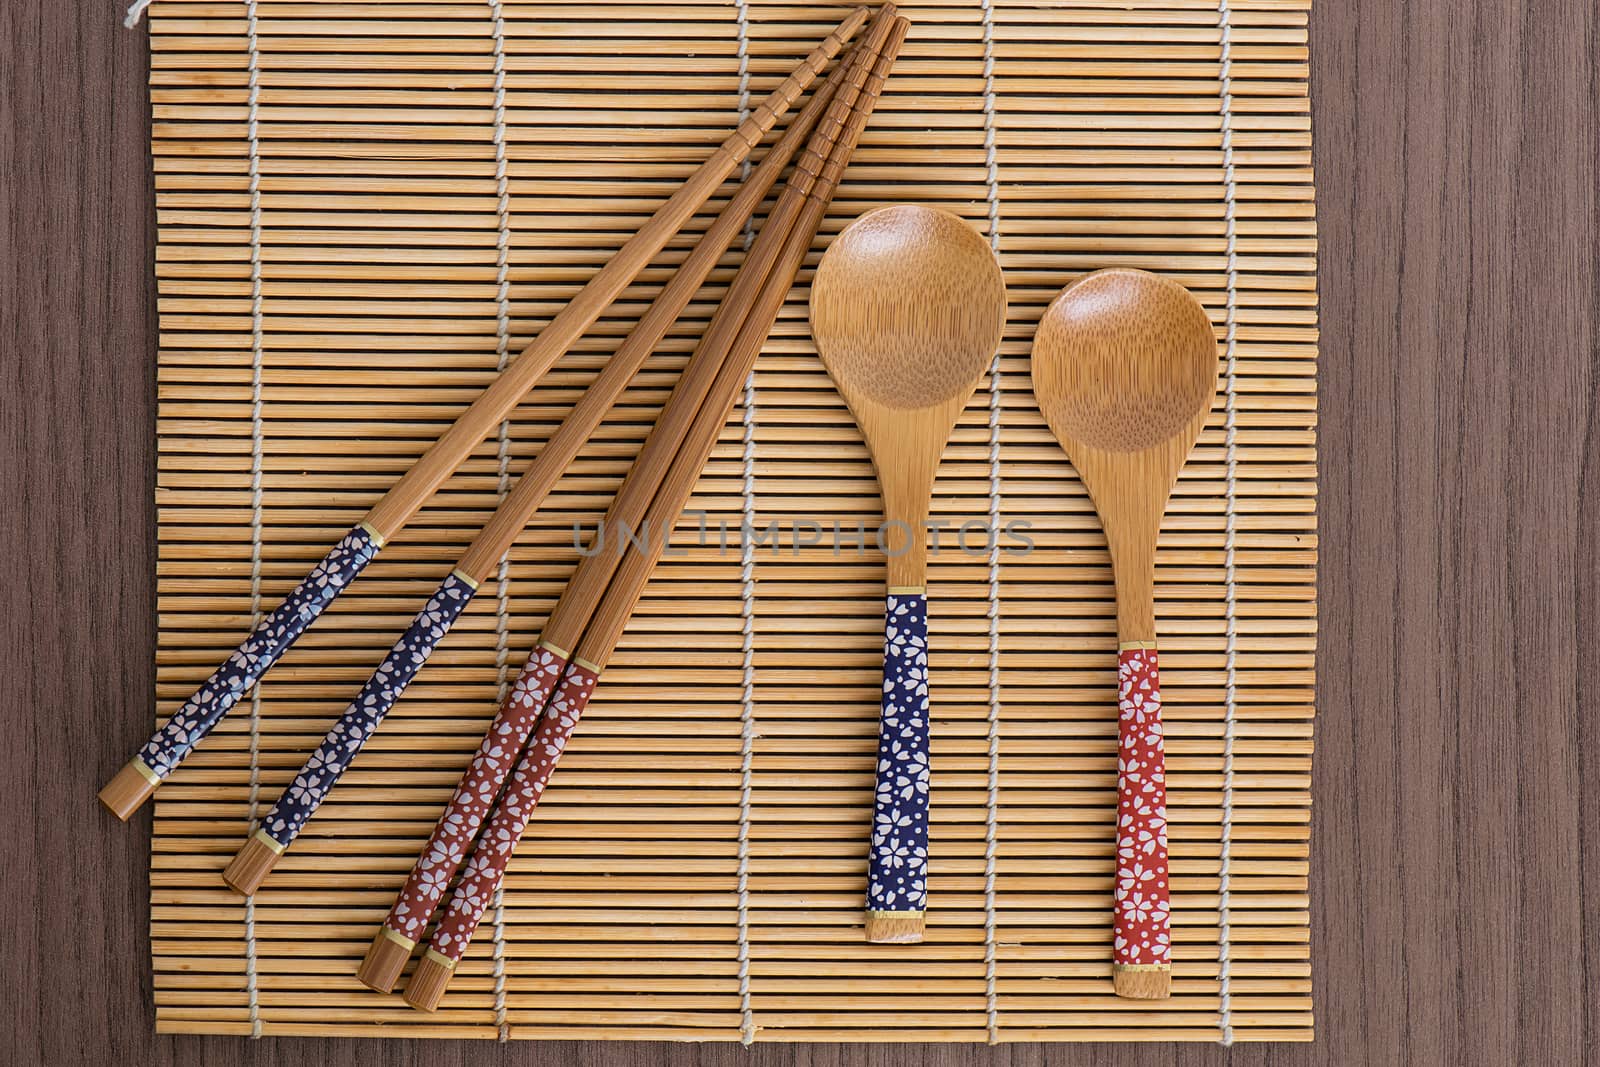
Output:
left=144, top=0, right=1317, bottom=1043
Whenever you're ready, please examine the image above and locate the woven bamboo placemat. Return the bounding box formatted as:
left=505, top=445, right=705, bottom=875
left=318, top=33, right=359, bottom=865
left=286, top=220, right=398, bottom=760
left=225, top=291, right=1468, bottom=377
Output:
left=144, top=0, right=1316, bottom=1042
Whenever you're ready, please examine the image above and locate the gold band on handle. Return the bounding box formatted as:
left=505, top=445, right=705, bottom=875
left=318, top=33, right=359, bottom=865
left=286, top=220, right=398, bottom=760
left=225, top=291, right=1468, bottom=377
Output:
left=422, top=948, right=457, bottom=971
left=254, top=827, right=288, bottom=855
left=379, top=926, right=416, bottom=951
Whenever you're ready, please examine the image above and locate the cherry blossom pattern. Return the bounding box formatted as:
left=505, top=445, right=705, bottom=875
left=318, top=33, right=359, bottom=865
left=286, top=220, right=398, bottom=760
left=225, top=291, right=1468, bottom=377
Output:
left=1113, top=645, right=1171, bottom=968
left=259, top=570, right=477, bottom=849
left=137, top=525, right=380, bottom=779
left=867, top=591, right=931, bottom=915
left=383, top=642, right=570, bottom=944
left=429, top=663, right=600, bottom=962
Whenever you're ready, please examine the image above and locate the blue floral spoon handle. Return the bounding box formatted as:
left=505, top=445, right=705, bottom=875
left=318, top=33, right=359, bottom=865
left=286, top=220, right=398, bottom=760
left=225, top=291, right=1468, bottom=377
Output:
left=221, top=568, right=479, bottom=893
left=866, top=588, right=931, bottom=940
left=98, top=524, right=383, bottom=820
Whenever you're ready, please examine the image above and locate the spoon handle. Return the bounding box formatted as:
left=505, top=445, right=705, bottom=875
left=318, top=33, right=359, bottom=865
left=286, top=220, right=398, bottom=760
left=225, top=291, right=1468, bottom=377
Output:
left=1112, top=641, right=1172, bottom=998
left=864, top=587, right=931, bottom=942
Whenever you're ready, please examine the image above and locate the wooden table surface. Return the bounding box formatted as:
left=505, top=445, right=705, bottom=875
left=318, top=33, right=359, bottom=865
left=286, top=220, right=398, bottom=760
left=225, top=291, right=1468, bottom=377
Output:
left=4, top=1, right=1596, bottom=1063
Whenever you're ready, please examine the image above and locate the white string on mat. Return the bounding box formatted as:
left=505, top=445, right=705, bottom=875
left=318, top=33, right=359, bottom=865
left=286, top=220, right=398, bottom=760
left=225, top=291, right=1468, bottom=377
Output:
left=240, top=0, right=265, bottom=1040
left=1215, top=0, right=1240, bottom=1047
left=731, top=0, right=758, bottom=1045
left=122, top=0, right=153, bottom=29
left=977, top=0, right=1004, bottom=1045
left=733, top=0, right=755, bottom=200
left=486, top=0, right=515, bottom=1041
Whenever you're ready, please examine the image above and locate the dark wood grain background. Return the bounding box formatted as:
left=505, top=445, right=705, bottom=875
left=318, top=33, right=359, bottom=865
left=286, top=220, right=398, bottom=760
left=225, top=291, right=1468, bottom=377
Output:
left=4, top=1, right=1597, bottom=1063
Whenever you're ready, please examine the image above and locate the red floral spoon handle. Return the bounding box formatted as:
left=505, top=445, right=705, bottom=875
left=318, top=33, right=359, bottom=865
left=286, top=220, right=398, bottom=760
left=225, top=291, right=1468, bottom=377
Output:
left=1113, top=643, right=1171, bottom=972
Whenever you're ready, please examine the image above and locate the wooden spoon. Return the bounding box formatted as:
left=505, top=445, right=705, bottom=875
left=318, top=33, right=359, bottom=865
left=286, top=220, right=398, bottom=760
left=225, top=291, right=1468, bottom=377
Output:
left=1029, top=268, right=1219, bottom=999
left=810, top=204, right=1006, bottom=943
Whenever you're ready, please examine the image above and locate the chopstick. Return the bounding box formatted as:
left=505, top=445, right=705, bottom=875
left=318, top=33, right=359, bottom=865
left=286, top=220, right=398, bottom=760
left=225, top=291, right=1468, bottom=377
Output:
left=398, top=17, right=910, bottom=1012
left=356, top=10, right=901, bottom=995
left=96, top=6, right=870, bottom=822
left=218, top=35, right=864, bottom=897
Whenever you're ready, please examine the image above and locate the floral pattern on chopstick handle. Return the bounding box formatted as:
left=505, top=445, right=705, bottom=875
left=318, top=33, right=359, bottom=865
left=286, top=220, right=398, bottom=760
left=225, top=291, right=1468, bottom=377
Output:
left=382, top=643, right=571, bottom=944
left=136, top=525, right=381, bottom=780
left=1113, top=644, right=1171, bottom=968
left=258, top=570, right=477, bottom=849
left=428, top=663, right=600, bottom=963
left=866, top=591, right=931, bottom=915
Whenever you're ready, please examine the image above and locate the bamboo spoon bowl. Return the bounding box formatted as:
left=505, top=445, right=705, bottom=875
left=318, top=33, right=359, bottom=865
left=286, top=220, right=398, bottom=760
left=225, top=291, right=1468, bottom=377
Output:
left=1030, top=267, right=1218, bottom=1000
left=1032, top=269, right=1216, bottom=632
left=810, top=204, right=1005, bottom=944
left=811, top=206, right=1007, bottom=572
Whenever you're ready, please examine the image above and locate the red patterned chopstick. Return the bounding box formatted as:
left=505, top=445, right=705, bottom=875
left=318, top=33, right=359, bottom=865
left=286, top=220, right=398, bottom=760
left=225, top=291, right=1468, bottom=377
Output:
left=354, top=12, right=899, bottom=997
left=400, top=17, right=909, bottom=1013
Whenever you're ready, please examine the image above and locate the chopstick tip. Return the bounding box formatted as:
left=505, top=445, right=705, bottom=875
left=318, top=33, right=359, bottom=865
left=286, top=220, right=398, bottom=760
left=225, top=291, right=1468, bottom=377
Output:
left=404, top=954, right=456, bottom=1012
left=864, top=4, right=897, bottom=31
left=357, top=930, right=413, bottom=994
left=98, top=758, right=159, bottom=821
left=221, top=832, right=281, bottom=896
